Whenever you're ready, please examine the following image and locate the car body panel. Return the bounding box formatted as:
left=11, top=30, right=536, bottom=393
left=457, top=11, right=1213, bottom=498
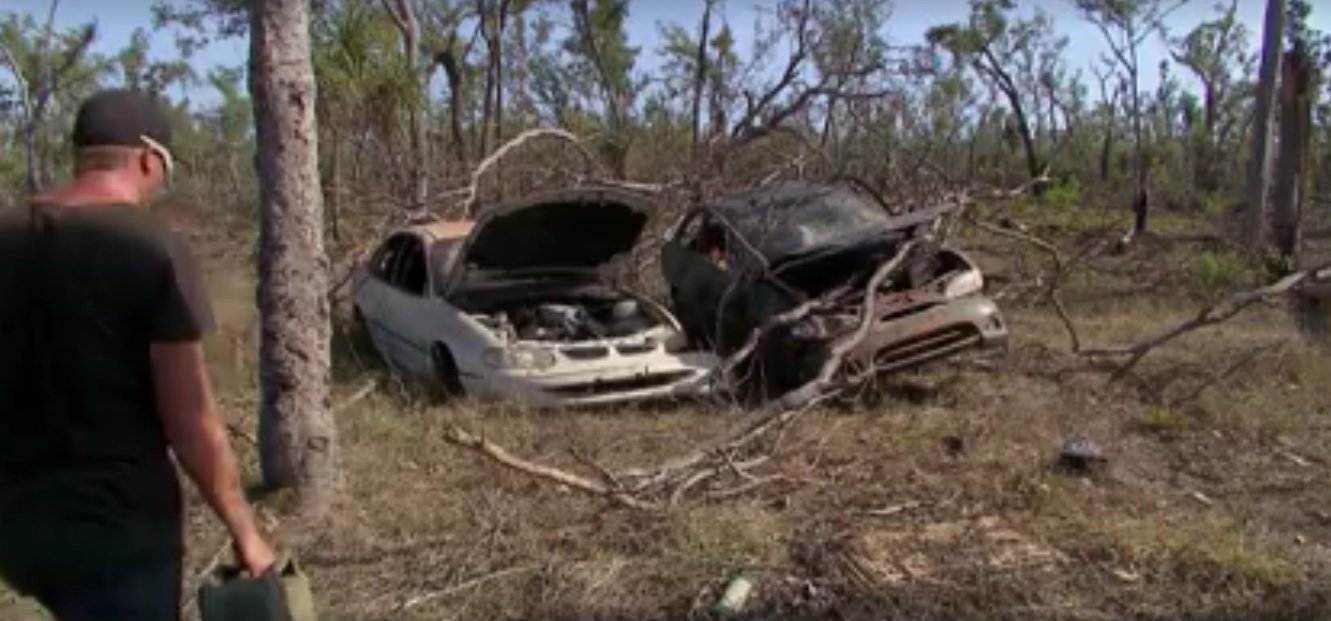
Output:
left=353, top=188, right=718, bottom=408
left=660, top=182, right=1008, bottom=393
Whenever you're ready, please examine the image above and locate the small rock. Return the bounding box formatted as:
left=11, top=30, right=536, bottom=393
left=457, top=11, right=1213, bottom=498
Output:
left=1057, top=433, right=1106, bottom=474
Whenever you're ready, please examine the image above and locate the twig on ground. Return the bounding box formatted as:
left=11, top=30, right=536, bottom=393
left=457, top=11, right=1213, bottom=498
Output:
left=1168, top=342, right=1284, bottom=406
left=333, top=378, right=378, bottom=414
left=444, top=426, right=658, bottom=510
left=400, top=564, right=542, bottom=610
left=704, top=475, right=784, bottom=500
left=864, top=500, right=924, bottom=518
left=568, top=447, right=624, bottom=490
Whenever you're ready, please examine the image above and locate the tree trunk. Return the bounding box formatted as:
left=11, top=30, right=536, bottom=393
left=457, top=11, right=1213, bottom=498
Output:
left=1244, top=0, right=1286, bottom=250
left=691, top=0, right=714, bottom=150
left=1271, top=46, right=1311, bottom=266
left=437, top=47, right=467, bottom=165
left=1130, top=85, right=1148, bottom=233
left=249, top=0, right=339, bottom=515
left=980, top=51, right=1041, bottom=181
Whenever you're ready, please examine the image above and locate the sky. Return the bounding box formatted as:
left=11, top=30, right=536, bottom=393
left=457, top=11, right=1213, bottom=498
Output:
left=4, top=0, right=1329, bottom=108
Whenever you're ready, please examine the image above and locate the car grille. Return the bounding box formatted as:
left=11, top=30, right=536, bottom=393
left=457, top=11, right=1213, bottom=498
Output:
left=544, top=370, right=696, bottom=397
left=869, top=325, right=982, bottom=373
left=616, top=342, right=657, bottom=356
left=562, top=346, right=611, bottom=360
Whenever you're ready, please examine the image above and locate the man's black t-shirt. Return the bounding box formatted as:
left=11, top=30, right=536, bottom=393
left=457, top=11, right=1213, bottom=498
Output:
left=0, top=203, right=214, bottom=593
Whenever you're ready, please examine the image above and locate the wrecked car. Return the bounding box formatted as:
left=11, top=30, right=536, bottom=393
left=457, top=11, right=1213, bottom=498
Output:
left=352, top=187, right=718, bottom=407
left=661, top=181, right=1007, bottom=396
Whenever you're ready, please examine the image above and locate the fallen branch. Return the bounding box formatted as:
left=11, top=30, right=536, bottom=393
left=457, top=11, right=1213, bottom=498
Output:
left=444, top=425, right=657, bottom=511
left=400, top=564, right=541, bottom=610
left=1080, top=262, right=1331, bottom=372
left=333, top=378, right=378, bottom=414
left=1168, top=341, right=1284, bottom=406
left=964, top=215, right=1082, bottom=352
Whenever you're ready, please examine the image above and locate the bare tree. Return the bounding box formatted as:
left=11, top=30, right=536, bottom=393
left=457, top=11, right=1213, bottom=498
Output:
left=0, top=0, right=96, bottom=193
left=691, top=0, right=716, bottom=150
left=1244, top=0, right=1286, bottom=251
left=1073, top=0, right=1188, bottom=236
left=381, top=0, right=429, bottom=209
left=1271, top=43, right=1312, bottom=265
left=249, top=0, right=340, bottom=514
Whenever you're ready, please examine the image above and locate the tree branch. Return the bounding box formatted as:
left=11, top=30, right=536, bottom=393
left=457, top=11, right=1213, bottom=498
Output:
left=444, top=425, right=658, bottom=511
left=1080, top=263, right=1331, bottom=372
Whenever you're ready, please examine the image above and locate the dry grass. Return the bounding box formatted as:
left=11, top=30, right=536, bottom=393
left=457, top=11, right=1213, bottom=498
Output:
left=4, top=206, right=1331, bottom=621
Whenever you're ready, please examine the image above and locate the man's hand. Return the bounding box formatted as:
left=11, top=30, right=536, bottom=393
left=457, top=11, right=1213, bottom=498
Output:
left=152, top=342, right=277, bottom=579
left=234, top=532, right=278, bottom=577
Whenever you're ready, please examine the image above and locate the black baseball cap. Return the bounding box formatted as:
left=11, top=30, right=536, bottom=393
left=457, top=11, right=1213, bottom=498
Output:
left=72, top=89, right=175, bottom=174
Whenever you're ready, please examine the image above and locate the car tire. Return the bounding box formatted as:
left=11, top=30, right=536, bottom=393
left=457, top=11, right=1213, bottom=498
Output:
left=430, top=343, right=466, bottom=400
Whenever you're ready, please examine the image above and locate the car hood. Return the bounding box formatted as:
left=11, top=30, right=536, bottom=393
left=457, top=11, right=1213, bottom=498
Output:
left=447, top=187, right=653, bottom=286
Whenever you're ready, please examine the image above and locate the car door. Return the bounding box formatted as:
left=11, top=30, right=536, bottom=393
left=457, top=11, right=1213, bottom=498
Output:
left=372, top=232, right=437, bottom=377
left=661, top=209, right=743, bottom=350
left=355, top=235, right=413, bottom=371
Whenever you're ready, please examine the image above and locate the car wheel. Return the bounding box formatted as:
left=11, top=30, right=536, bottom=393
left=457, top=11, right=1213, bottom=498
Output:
left=430, top=343, right=466, bottom=400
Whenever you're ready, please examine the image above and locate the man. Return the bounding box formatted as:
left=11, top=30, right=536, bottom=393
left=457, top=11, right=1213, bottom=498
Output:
left=0, top=89, right=274, bottom=620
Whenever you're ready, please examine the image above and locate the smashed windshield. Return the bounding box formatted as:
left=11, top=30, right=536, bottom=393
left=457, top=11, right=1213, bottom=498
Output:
left=707, top=182, right=896, bottom=262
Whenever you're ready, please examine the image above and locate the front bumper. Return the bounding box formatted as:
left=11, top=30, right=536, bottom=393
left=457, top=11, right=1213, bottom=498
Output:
left=462, top=351, right=719, bottom=408
left=845, top=294, right=1008, bottom=373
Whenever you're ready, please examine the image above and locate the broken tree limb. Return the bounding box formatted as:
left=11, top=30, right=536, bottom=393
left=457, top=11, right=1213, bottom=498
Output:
left=1080, top=263, right=1331, bottom=373
left=444, top=425, right=658, bottom=511
left=964, top=215, right=1082, bottom=353
left=458, top=128, right=604, bottom=217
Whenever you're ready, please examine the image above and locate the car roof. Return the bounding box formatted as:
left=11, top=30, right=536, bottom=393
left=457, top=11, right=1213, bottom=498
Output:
left=704, top=181, right=896, bottom=262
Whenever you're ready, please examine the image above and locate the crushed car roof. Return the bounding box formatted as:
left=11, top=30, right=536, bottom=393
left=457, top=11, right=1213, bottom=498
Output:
left=705, top=182, right=900, bottom=263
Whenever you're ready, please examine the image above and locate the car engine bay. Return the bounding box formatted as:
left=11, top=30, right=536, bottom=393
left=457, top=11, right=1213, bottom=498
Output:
left=465, top=285, right=668, bottom=343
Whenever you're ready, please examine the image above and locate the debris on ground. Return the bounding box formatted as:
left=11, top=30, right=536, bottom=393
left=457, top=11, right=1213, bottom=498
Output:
left=1057, top=433, right=1107, bottom=474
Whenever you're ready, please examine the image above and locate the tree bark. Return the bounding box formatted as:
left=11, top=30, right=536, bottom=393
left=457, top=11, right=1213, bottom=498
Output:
left=691, top=0, right=714, bottom=150
left=1272, top=46, right=1311, bottom=266
left=1245, top=0, right=1286, bottom=250
left=249, top=0, right=340, bottom=515
left=383, top=0, right=428, bottom=209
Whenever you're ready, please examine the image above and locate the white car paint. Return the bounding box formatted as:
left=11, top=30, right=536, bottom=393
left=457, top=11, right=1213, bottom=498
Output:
left=351, top=193, right=718, bottom=408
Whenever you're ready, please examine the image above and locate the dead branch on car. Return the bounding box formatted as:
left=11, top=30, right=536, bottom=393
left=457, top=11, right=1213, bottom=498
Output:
left=1080, top=263, right=1331, bottom=374
left=457, top=128, right=604, bottom=217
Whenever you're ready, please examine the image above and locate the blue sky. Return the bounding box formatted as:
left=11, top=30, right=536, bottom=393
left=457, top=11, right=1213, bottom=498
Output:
left=5, top=0, right=1328, bottom=107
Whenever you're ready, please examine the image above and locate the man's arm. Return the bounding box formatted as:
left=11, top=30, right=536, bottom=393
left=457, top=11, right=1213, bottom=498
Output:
left=149, top=231, right=273, bottom=575
left=152, top=341, right=275, bottom=576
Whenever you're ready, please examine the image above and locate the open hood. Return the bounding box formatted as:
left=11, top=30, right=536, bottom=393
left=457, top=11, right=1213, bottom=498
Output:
left=447, top=187, right=652, bottom=286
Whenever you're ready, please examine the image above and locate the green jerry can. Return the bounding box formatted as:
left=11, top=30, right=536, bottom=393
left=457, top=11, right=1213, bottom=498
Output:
left=198, top=556, right=317, bottom=621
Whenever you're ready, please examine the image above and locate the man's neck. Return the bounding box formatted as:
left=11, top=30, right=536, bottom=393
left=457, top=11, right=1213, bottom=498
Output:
left=33, top=171, right=146, bottom=209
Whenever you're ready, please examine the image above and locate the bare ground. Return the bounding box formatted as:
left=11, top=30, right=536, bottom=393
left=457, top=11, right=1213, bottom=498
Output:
left=4, top=205, right=1331, bottom=620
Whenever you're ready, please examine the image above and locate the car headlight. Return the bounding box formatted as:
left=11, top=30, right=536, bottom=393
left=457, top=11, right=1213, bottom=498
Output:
left=483, top=346, right=557, bottom=370
left=943, top=270, right=984, bottom=298
left=663, top=331, right=690, bottom=353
